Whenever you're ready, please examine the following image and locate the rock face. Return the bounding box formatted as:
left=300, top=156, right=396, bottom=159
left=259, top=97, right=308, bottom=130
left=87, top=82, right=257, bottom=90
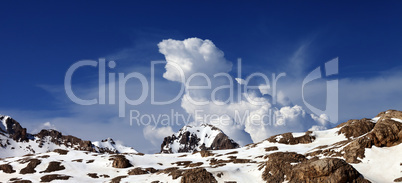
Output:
left=0, top=164, right=16, bottom=173
left=337, top=118, right=375, bottom=139
left=339, top=110, right=402, bottom=163
left=290, top=158, right=369, bottom=183
left=0, top=110, right=401, bottom=182
left=35, top=129, right=95, bottom=152
left=0, top=115, right=138, bottom=158
left=262, top=152, right=369, bottom=183
left=0, top=115, right=30, bottom=142
left=180, top=168, right=217, bottom=183
left=112, top=155, right=132, bottom=168
left=20, top=159, right=41, bottom=174
left=160, top=124, right=239, bottom=153
left=267, top=131, right=316, bottom=145
left=40, top=161, right=65, bottom=173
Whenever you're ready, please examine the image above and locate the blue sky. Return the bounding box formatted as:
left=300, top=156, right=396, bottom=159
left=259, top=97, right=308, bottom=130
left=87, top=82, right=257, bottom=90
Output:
left=1, top=1, right=402, bottom=153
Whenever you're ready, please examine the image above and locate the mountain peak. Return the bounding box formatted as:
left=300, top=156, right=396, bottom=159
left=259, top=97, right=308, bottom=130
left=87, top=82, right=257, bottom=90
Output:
left=160, top=124, right=239, bottom=153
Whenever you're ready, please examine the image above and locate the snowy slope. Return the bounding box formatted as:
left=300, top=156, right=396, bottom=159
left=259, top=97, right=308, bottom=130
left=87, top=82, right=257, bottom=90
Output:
left=92, top=138, right=137, bottom=154
left=161, top=124, right=239, bottom=153
left=0, top=115, right=137, bottom=158
left=0, top=110, right=401, bottom=182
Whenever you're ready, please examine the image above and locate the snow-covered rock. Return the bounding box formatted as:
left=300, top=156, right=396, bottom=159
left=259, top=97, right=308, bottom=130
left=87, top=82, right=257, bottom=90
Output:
left=0, top=115, right=137, bottom=158
left=160, top=124, right=239, bottom=153
left=0, top=110, right=401, bottom=182
left=92, top=138, right=137, bottom=154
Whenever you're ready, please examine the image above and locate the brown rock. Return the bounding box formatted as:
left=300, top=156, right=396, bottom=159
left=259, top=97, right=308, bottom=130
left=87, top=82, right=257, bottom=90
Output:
left=394, top=177, right=402, bottom=182
left=0, top=116, right=29, bottom=142
left=342, top=112, right=402, bottom=163
left=267, top=131, right=315, bottom=145
left=87, top=173, right=99, bottom=178
left=199, top=150, right=214, bottom=157
left=53, top=149, right=69, bottom=155
left=35, top=129, right=95, bottom=152
left=128, top=167, right=158, bottom=175
left=8, top=178, right=32, bottom=183
left=209, top=133, right=239, bottom=150
left=112, top=155, right=132, bottom=168
left=40, top=161, right=65, bottom=173
left=337, top=118, right=375, bottom=139
left=264, top=146, right=279, bottom=152
left=262, top=152, right=307, bottom=182
left=289, top=158, right=369, bottom=183
left=160, top=167, right=183, bottom=179
left=110, top=176, right=127, bottom=183
left=40, top=174, right=71, bottom=182
left=20, top=159, right=41, bottom=174
left=368, top=118, right=402, bottom=147
left=0, top=164, right=16, bottom=173
left=262, top=152, right=369, bottom=183
left=160, top=124, right=239, bottom=153
left=180, top=168, right=218, bottom=183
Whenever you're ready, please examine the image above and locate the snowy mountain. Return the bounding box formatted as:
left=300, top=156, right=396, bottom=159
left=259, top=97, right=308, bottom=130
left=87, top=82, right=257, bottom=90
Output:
left=160, top=124, right=239, bottom=153
left=0, top=110, right=402, bottom=182
left=0, top=115, right=137, bottom=159
left=92, top=138, right=137, bottom=154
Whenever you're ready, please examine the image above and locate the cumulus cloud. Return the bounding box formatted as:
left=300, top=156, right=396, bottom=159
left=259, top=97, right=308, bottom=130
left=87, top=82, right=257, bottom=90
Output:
left=158, top=38, right=232, bottom=83
left=143, top=125, right=175, bottom=146
left=235, top=78, right=246, bottom=85
left=158, top=38, right=329, bottom=145
left=258, top=84, right=270, bottom=95
left=32, top=122, right=57, bottom=134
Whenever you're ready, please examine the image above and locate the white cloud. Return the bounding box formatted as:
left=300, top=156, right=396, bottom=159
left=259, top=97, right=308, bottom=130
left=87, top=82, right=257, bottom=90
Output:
left=235, top=78, right=246, bottom=85
left=158, top=38, right=232, bottom=83
left=258, top=84, right=270, bottom=95
left=143, top=125, right=174, bottom=146
left=32, top=121, right=57, bottom=134
left=158, top=38, right=329, bottom=145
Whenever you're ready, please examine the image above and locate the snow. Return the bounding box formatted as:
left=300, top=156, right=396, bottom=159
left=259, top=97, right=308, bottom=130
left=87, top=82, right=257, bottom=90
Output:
left=291, top=132, right=305, bottom=138
left=371, top=117, right=380, bottom=123
left=165, top=124, right=223, bottom=153
left=0, top=115, right=9, bottom=131
left=352, top=143, right=402, bottom=183
left=0, top=113, right=401, bottom=182
left=391, top=118, right=402, bottom=123
left=92, top=138, right=138, bottom=154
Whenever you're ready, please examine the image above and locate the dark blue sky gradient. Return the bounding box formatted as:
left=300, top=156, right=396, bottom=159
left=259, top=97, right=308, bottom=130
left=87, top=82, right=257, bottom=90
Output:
left=0, top=1, right=401, bottom=123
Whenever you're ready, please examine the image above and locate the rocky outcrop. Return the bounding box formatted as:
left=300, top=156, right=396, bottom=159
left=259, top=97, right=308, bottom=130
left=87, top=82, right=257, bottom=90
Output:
left=20, top=159, right=41, bottom=174
left=40, top=174, right=71, bottom=182
left=0, top=115, right=30, bottom=142
left=35, top=129, right=95, bottom=152
left=337, top=118, right=375, bottom=139
left=180, top=168, right=217, bottom=183
left=290, top=158, right=370, bottom=182
left=111, top=155, right=132, bottom=168
left=341, top=110, right=402, bottom=163
left=262, top=152, right=307, bottom=182
left=262, top=152, right=369, bottom=183
left=0, top=163, right=16, bottom=173
left=267, top=131, right=315, bottom=145
left=161, top=124, right=239, bottom=153
left=40, top=161, right=65, bottom=173
left=128, top=167, right=158, bottom=175
left=209, top=133, right=239, bottom=150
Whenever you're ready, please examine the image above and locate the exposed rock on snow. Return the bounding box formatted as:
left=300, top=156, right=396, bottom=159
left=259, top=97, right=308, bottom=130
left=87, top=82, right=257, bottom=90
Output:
left=0, top=115, right=138, bottom=158
left=336, top=118, right=375, bottom=139
left=0, top=110, right=401, bottom=182
left=266, top=131, right=315, bottom=144
left=111, top=155, right=132, bottom=168
left=160, top=124, right=239, bottom=153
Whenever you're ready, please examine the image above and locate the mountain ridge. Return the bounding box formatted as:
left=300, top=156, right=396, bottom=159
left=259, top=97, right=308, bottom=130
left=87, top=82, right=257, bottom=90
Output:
left=0, top=110, right=401, bottom=182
